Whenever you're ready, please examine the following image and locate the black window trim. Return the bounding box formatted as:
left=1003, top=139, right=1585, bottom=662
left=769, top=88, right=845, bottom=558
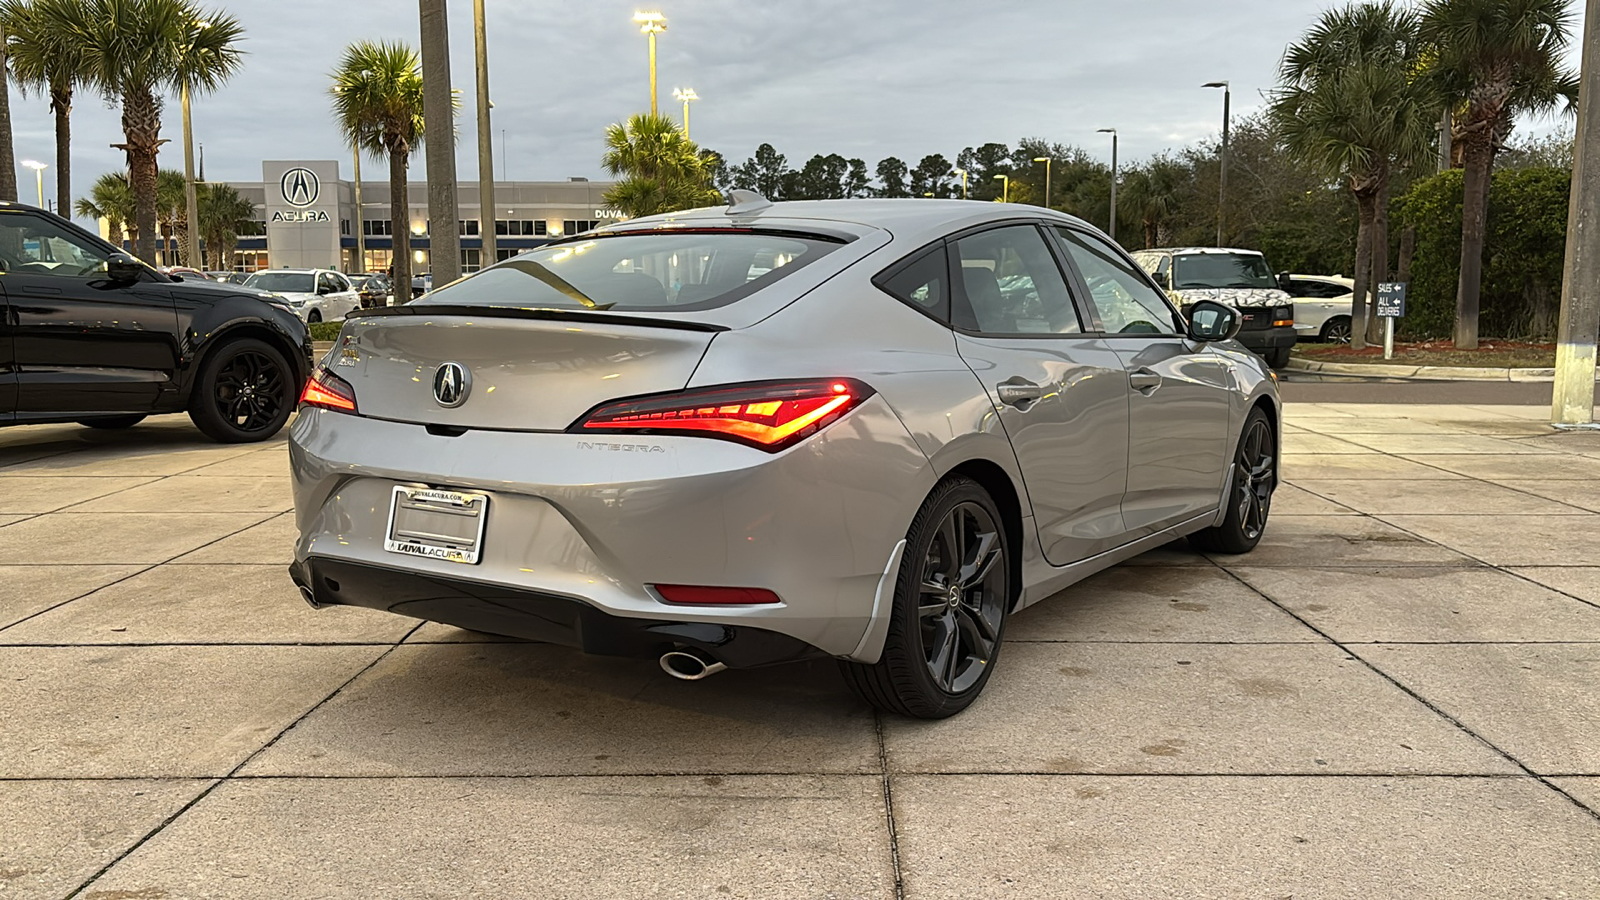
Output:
left=1047, top=224, right=1187, bottom=338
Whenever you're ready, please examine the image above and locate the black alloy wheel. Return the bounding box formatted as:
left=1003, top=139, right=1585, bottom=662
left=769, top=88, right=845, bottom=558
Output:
left=840, top=477, right=1011, bottom=719
left=1189, top=407, right=1276, bottom=554
left=188, top=338, right=295, bottom=443
left=307, top=309, right=323, bottom=324
left=1320, top=316, right=1352, bottom=344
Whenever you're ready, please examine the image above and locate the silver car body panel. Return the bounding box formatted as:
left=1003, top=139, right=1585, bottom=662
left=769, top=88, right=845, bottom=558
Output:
left=290, top=199, right=1280, bottom=665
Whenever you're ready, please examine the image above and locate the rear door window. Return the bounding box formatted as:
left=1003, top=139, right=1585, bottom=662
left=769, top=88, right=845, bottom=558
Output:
left=415, top=231, right=841, bottom=312
left=949, top=225, right=1083, bottom=335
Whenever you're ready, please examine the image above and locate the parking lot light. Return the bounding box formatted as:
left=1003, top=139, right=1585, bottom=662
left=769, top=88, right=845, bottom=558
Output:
left=634, top=11, right=667, bottom=114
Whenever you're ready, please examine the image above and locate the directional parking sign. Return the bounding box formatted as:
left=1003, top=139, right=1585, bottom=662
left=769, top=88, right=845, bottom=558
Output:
left=1377, top=282, right=1407, bottom=318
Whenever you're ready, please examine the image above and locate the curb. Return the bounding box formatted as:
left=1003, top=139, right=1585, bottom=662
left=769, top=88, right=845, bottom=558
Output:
left=1287, top=357, right=1584, bottom=383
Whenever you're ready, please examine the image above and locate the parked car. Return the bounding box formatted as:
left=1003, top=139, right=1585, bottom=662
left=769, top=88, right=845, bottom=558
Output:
left=1130, top=247, right=1297, bottom=369
left=206, top=270, right=249, bottom=285
left=349, top=273, right=394, bottom=308
left=243, top=268, right=361, bottom=324
left=1281, top=274, right=1355, bottom=343
left=410, top=273, right=433, bottom=298
left=0, top=203, right=313, bottom=442
left=290, top=196, right=1281, bottom=719
left=159, top=265, right=209, bottom=280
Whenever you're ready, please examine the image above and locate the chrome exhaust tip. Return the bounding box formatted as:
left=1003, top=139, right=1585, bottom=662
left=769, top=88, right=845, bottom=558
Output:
left=659, top=649, right=728, bottom=681
left=297, top=585, right=321, bottom=609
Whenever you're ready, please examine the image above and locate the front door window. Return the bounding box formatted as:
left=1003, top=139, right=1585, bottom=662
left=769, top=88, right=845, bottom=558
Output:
left=0, top=214, right=113, bottom=278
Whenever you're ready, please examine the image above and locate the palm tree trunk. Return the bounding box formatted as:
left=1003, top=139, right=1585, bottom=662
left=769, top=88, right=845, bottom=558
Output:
left=389, top=147, right=411, bottom=300
left=1144, top=216, right=1157, bottom=249
left=175, top=212, right=194, bottom=267
left=1396, top=225, right=1416, bottom=286
left=1454, top=136, right=1493, bottom=349
left=0, top=18, right=16, bottom=202
left=108, top=220, right=125, bottom=249
left=1368, top=176, right=1391, bottom=346
left=120, top=88, right=163, bottom=264
left=1350, top=191, right=1376, bottom=352
left=51, top=86, right=71, bottom=217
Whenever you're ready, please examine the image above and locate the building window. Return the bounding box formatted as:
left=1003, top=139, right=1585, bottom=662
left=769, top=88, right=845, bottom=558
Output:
left=235, top=250, right=269, bottom=272
left=238, top=220, right=266, bottom=237
left=495, top=219, right=545, bottom=237
left=340, top=219, right=350, bottom=236
left=563, top=220, right=600, bottom=235
left=495, top=247, right=518, bottom=262
left=461, top=248, right=481, bottom=273
left=363, top=219, right=393, bottom=236
left=459, top=219, right=480, bottom=236
left=362, top=248, right=392, bottom=274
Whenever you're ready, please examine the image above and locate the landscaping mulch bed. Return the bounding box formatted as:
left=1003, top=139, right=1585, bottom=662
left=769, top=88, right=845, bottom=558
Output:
left=1295, top=339, right=1555, bottom=368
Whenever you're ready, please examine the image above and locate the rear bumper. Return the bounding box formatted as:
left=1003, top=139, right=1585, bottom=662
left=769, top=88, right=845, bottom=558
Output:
left=290, top=557, right=824, bottom=667
left=1235, top=326, right=1297, bottom=354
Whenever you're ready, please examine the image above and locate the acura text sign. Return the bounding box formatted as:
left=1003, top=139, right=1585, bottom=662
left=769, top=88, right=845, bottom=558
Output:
left=1377, top=282, right=1407, bottom=318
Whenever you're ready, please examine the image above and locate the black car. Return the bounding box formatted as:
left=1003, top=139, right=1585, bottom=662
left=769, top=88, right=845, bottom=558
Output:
left=0, top=203, right=314, bottom=443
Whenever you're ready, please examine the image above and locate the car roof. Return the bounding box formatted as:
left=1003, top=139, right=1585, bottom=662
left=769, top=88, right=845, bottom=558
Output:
left=249, top=268, right=333, bottom=275
left=1141, top=247, right=1266, bottom=257
left=599, top=198, right=1098, bottom=249
left=1289, top=274, right=1352, bottom=283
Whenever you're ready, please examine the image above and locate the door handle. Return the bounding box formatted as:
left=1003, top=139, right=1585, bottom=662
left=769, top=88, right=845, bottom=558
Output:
left=996, top=380, right=1045, bottom=408
left=1129, top=368, right=1162, bottom=394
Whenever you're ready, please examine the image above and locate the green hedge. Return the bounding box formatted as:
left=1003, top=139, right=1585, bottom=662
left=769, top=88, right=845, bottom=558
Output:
left=308, top=321, right=344, bottom=342
left=1394, top=167, right=1569, bottom=340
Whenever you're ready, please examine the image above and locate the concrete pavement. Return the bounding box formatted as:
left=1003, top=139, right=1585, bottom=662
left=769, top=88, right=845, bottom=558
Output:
left=1, top=402, right=1598, bottom=898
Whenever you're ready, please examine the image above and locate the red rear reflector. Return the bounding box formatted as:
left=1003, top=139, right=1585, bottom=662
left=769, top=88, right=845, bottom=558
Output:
left=654, top=584, right=783, bottom=605
left=574, top=378, right=873, bottom=451
left=300, top=367, right=357, bottom=413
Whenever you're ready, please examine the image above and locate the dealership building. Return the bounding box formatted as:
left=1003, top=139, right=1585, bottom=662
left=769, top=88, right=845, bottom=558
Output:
left=211, top=160, right=621, bottom=274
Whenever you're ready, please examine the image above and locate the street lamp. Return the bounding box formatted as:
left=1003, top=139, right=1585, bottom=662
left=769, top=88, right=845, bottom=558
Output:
left=953, top=168, right=968, bottom=199
left=993, top=173, right=1009, bottom=203
left=1032, top=156, right=1052, bottom=209
left=1096, top=128, right=1118, bottom=243
left=673, top=87, right=699, bottom=139
left=634, top=11, right=667, bottom=115
left=1203, top=80, right=1230, bottom=247
left=474, top=0, right=496, bottom=265
left=21, top=159, right=45, bottom=207
left=180, top=19, right=211, bottom=269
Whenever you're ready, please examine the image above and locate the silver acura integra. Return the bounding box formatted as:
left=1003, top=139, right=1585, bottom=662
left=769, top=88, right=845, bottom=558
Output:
left=289, top=193, right=1279, bottom=718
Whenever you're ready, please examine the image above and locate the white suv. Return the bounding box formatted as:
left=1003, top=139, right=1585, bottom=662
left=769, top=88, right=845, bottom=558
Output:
left=243, top=269, right=361, bottom=324
left=1282, top=275, right=1355, bottom=343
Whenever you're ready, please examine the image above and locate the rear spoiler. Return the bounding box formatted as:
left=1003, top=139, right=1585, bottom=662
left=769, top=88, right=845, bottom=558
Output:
left=350, top=304, right=730, bottom=334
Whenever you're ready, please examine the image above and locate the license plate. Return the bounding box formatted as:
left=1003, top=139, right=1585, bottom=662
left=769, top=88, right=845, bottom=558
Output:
left=384, top=486, right=488, bottom=564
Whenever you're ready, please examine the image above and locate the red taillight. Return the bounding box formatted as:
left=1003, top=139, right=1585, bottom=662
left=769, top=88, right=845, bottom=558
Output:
left=299, top=367, right=357, bottom=413
left=654, top=584, right=783, bottom=605
left=573, top=378, right=873, bottom=451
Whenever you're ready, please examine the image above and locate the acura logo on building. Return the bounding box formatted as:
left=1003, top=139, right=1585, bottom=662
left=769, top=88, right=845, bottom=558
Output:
left=432, top=362, right=471, bottom=408
left=280, top=167, right=320, bottom=208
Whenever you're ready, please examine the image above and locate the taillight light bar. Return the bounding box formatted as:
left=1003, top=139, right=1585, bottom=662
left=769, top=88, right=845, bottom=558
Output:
left=572, top=378, right=874, bottom=452
left=300, top=367, right=357, bottom=414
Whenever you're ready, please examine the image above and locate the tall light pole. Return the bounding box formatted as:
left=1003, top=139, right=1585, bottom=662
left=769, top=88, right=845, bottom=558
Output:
left=993, top=174, right=1009, bottom=203
left=180, top=19, right=209, bottom=268
left=1033, top=156, right=1052, bottom=209
left=1097, top=128, right=1118, bottom=243
left=1552, top=0, right=1600, bottom=428
left=420, top=0, right=461, bottom=283
left=635, top=11, right=666, bottom=115
left=352, top=144, right=365, bottom=273
left=954, top=168, right=968, bottom=199
left=22, top=159, right=45, bottom=207
left=673, top=87, right=699, bottom=139
left=1204, top=81, right=1230, bottom=247
left=474, top=0, right=496, bottom=267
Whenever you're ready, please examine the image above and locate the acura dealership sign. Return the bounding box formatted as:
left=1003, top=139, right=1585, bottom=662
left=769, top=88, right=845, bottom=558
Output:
left=281, top=167, right=320, bottom=207
left=267, top=161, right=334, bottom=224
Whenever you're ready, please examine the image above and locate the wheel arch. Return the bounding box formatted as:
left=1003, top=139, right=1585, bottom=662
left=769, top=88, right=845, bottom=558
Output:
left=942, top=458, right=1027, bottom=612
left=181, top=321, right=309, bottom=408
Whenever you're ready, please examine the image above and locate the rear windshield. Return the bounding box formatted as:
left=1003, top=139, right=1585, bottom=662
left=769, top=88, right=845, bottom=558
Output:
left=414, top=231, right=839, bottom=312
left=245, top=272, right=314, bottom=293
left=1171, top=253, right=1275, bottom=290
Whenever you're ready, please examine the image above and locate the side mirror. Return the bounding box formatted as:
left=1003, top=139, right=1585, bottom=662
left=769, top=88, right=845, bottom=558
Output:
left=1149, top=270, right=1169, bottom=290
left=106, top=253, right=144, bottom=285
left=317, top=283, right=333, bottom=295
left=1186, top=299, right=1241, bottom=343
left=1277, top=272, right=1293, bottom=292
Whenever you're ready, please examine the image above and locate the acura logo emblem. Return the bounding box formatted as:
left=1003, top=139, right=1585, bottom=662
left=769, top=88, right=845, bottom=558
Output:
left=280, top=166, right=320, bottom=208
left=433, top=362, right=471, bottom=408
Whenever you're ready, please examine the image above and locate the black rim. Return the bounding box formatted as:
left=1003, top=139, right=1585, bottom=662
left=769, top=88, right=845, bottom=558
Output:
left=213, top=349, right=286, bottom=433
left=1235, top=418, right=1276, bottom=540
left=916, top=501, right=1006, bottom=694
left=1325, top=320, right=1351, bottom=343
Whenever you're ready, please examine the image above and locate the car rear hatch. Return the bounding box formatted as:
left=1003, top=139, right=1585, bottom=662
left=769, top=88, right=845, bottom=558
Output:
left=325, top=222, right=886, bottom=431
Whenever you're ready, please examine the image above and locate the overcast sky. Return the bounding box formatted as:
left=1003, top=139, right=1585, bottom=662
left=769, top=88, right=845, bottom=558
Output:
left=6, top=0, right=1586, bottom=211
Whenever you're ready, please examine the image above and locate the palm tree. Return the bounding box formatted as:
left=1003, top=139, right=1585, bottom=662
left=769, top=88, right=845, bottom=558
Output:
left=1271, top=2, right=1438, bottom=349
left=197, top=181, right=252, bottom=270
left=3, top=0, right=93, bottom=216
left=601, top=112, right=720, bottom=218
left=331, top=40, right=424, bottom=295
left=1117, top=155, right=1188, bottom=249
left=74, top=169, right=135, bottom=247
left=0, top=15, right=17, bottom=201
left=155, top=167, right=186, bottom=264
left=78, top=0, right=242, bottom=264
left=1420, top=0, right=1576, bottom=348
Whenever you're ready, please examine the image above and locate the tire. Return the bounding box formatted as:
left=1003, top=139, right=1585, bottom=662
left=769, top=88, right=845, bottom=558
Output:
left=77, top=415, right=146, bottom=430
left=1189, top=407, right=1277, bottom=555
left=839, top=477, right=1012, bottom=719
left=1319, top=316, right=1352, bottom=344
left=306, top=309, right=323, bottom=324
left=187, top=338, right=296, bottom=444
left=1265, top=346, right=1292, bottom=370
